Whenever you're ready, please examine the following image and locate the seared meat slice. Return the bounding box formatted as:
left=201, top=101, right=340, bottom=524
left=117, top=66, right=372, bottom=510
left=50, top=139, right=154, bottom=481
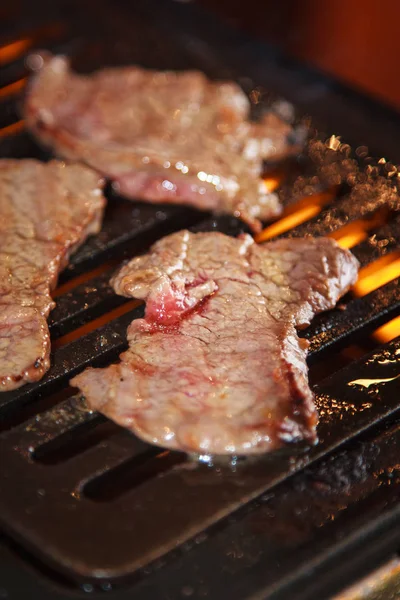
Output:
left=0, top=160, right=105, bottom=391
left=71, top=231, right=359, bottom=455
left=24, top=55, right=296, bottom=232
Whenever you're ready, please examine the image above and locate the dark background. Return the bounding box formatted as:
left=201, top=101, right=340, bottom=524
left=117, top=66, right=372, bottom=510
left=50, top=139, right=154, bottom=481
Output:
left=199, top=0, right=400, bottom=111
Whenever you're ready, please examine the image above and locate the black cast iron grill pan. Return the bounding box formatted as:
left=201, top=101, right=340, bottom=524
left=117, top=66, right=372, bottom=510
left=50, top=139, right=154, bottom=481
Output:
left=0, top=2, right=399, bottom=599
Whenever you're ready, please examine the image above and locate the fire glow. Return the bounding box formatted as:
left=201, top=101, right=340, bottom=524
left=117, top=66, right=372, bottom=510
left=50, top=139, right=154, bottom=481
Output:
left=0, top=78, right=26, bottom=99
left=257, top=187, right=400, bottom=344
left=0, top=39, right=32, bottom=65
left=256, top=189, right=334, bottom=242
left=352, top=252, right=400, bottom=297
left=0, top=120, right=24, bottom=138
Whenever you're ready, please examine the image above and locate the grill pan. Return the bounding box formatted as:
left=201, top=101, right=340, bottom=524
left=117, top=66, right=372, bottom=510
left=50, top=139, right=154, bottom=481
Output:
left=0, top=1, right=400, bottom=599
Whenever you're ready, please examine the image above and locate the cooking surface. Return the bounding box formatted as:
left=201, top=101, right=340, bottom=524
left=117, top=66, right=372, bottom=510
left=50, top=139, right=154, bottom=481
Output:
left=0, top=1, right=399, bottom=599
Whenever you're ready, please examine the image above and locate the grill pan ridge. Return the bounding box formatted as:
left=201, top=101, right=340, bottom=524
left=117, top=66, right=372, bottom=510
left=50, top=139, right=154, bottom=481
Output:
left=0, top=1, right=400, bottom=599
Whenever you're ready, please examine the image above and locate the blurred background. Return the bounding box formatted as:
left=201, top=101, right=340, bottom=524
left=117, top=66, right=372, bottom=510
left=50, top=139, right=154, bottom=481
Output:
left=199, top=0, right=400, bottom=110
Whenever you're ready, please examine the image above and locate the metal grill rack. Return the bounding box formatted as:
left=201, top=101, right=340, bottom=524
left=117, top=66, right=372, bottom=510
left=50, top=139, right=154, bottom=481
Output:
left=0, top=1, right=399, bottom=599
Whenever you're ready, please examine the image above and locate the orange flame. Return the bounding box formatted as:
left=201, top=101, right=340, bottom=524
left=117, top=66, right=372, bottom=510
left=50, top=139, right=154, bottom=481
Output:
left=263, top=174, right=283, bottom=193
left=53, top=261, right=118, bottom=298
left=350, top=248, right=400, bottom=344
left=0, top=121, right=24, bottom=137
left=256, top=189, right=334, bottom=242
left=330, top=208, right=389, bottom=249
left=374, top=315, right=400, bottom=343
left=52, top=300, right=141, bottom=349
left=0, top=78, right=27, bottom=99
left=352, top=252, right=400, bottom=297
left=0, top=39, right=32, bottom=65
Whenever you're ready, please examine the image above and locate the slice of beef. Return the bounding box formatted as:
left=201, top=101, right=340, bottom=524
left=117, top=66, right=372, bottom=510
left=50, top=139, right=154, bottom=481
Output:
left=24, top=54, right=296, bottom=232
left=0, top=159, right=105, bottom=391
left=71, top=231, right=359, bottom=455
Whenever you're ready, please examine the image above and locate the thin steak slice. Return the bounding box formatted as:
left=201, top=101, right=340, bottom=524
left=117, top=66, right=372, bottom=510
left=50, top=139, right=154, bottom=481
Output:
left=71, top=230, right=359, bottom=455
left=24, top=54, right=295, bottom=232
left=0, top=159, right=105, bottom=391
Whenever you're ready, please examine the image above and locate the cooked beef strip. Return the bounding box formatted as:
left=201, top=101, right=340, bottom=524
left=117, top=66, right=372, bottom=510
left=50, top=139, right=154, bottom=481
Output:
left=24, top=54, right=296, bottom=232
left=71, top=230, right=359, bottom=455
left=0, top=159, right=105, bottom=391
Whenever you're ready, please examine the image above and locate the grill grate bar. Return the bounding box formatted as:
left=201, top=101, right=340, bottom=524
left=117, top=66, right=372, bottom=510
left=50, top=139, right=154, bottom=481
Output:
left=60, top=199, right=203, bottom=280
left=351, top=213, right=400, bottom=267
left=281, top=179, right=399, bottom=240
left=49, top=268, right=126, bottom=339
left=34, top=425, right=151, bottom=490
left=304, top=277, right=400, bottom=353
left=18, top=394, right=100, bottom=450
left=62, top=433, right=155, bottom=491
left=0, top=33, right=80, bottom=93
